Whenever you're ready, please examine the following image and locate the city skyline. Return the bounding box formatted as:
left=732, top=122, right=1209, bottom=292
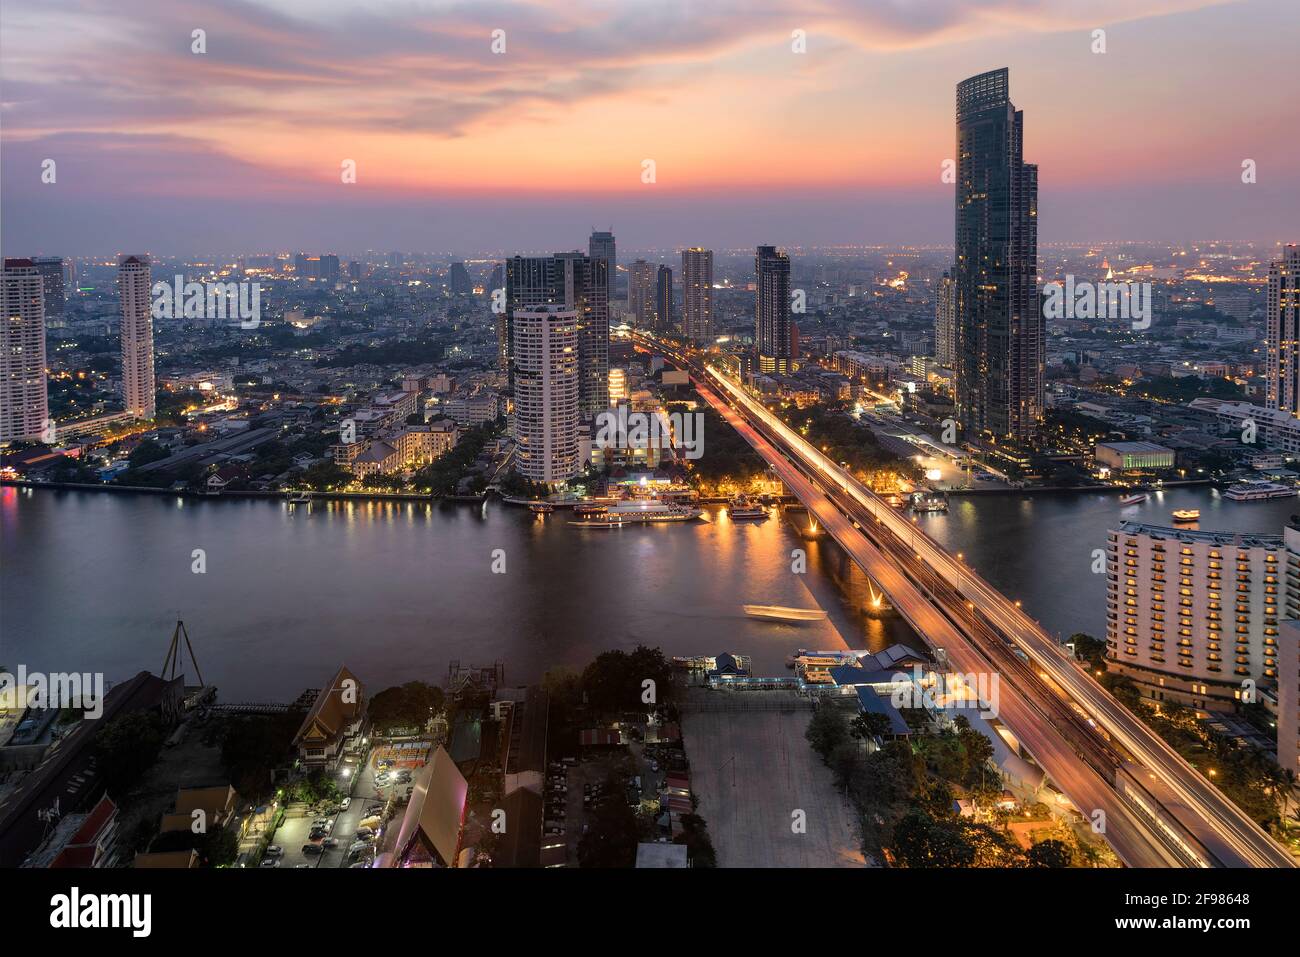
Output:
left=3, top=0, right=1298, bottom=255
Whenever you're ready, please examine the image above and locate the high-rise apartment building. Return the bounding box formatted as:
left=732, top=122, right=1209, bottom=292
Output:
left=953, top=67, right=1042, bottom=448
left=755, top=245, right=792, bottom=374
left=655, top=265, right=673, bottom=334
left=588, top=230, right=616, bottom=308
left=504, top=253, right=608, bottom=415
left=1265, top=244, right=1300, bottom=416
left=119, top=255, right=156, bottom=419
left=681, top=248, right=713, bottom=343
left=1, top=259, right=49, bottom=442
left=512, top=304, right=579, bottom=485
left=31, top=257, right=65, bottom=321
left=1105, top=520, right=1288, bottom=712
left=935, top=270, right=956, bottom=367
left=628, top=259, right=655, bottom=328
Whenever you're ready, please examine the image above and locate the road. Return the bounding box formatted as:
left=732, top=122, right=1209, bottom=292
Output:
left=642, top=334, right=1294, bottom=868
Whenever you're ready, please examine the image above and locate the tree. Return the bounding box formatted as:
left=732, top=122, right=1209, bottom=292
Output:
left=93, top=711, right=166, bottom=798
left=806, top=706, right=850, bottom=764
left=1026, top=838, right=1073, bottom=868
left=1070, top=633, right=1108, bottom=672
left=368, top=681, right=444, bottom=734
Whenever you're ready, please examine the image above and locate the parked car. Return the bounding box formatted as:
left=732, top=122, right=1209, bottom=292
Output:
left=259, top=858, right=280, bottom=868
left=309, top=828, right=328, bottom=841
left=322, top=838, right=339, bottom=848
left=356, top=827, right=374, bottom=840
left=264, top=845, right=284, bottom=857
left=339, top=798, right=351, bottom=811
left=302, top=844, right=325, bottom=856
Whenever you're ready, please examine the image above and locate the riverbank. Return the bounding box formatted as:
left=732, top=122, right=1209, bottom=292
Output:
left=0, top=478, right=470, bottom=503
left=946, top=478, right=1216, bottom=496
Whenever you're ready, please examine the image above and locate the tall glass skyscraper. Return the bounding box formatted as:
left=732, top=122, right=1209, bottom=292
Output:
left=953, top=68, right=1041, bottom=449
left=588, top=229, right=616, bottom=308
left=755, top=245, right=792, bottom=374
left=1266, top=245, right=1300, bottom=416
left=681, top=247, right=713, bottom=343
left=655, top=265, right=673, bottom=333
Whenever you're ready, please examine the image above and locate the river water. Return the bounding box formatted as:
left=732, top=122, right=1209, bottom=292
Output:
left=4, top=484, right=1297, bottom=700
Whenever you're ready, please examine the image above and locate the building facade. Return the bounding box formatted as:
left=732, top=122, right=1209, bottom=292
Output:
left=1106, top=521, right=1285, bottom=712
left=119, top=255, right=156, bottom=419
left=504, top=254, right=608, bottom=416
left=934, top=270, right=956, bottom=367
left=953, top=68, right=1042, bottom=448
left=655, top=265, right=673, bottom=334
left=1265, top=244, right=1300, bottom=416
left=681, top=247, right=713, bottom=343
left=512, top=305, right=579, bottom=484
left=588, top=230, right=616, bottom=309
left=627, top=259, right=656, bottom=328
left=1278, top=619, right=1300, bottom=777
left=755, top=245, right=792, bottom=374
left=1, top=259, right=49, bottom=442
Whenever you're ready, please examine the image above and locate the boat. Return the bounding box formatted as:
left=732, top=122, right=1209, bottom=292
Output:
left=743, top=604, right=829, bottom=622
left=529, top=501, right=555, bottom=514
left=909, top=490, right=948, bottom=513
left=285, top=490, right=313, bottom=504
left=1171, top=508, right=1200, bottom=523
left=1224, top=481, right=1297, bottom=502
left=1119, top=492, right=1147, bottom=506
left=573, top=502, right=608, bottom=517
left=570, top=501, right=703, bottom=526
left=727, top=494, right=768, bottom=520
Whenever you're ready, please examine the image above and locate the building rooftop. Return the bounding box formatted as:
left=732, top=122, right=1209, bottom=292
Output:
left=1115, top=520, right=1282, bottom=549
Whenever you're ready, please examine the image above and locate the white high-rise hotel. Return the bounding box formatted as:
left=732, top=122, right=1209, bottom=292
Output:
left=119, top=255, right=155, bottom=419
left=512, top=304, right=578, bottom=485
left=1, top=259, right=49, bottom=442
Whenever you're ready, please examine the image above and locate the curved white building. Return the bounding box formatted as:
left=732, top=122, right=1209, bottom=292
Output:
left=512, top=304, right=578, bottom=485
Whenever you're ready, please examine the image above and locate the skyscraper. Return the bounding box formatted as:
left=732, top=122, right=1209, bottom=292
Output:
left=1, top=259, right=49, bottom=442
left=628, top=259, right=655, bottom=328
left=655, top=265, right=673, bottom=334
left=449, top=262, right=472, bottom=296
left=953, top=67, right=1041, bottom=448
left=588, top=229, right=616, bottom=308
left=681, top=248, right=713, bottom=343
left=119, top=255, right=156, bottom=419
left=31, top=257, right=65, bottom=321
left=755, top=245, right=792, bottom=374
left=505, top=253, right=608, bottom=415
left=512, top=304, right=579, bottom=485
left=935, top=270, right=956, bottom=367
left=1266, top=244, right=1300, bottom=416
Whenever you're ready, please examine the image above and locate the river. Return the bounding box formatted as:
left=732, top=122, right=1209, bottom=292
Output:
left=4, top=484, right=1297, bottom=700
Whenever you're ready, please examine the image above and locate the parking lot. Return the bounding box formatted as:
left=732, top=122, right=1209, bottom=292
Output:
left=682, top=707, right=868, bottom=867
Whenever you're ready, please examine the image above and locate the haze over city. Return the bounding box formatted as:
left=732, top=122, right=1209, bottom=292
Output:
left=3, top=0, right=1298, bottom=255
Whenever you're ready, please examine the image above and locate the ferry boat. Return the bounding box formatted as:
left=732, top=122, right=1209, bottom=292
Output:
left=1223, top=481, right=1297, bottom=502
left=1119, top=492, right=1147, bottom=506
left=529, top=501, right=555, bottom=514
left=285, top=490, right=313, bottom=504
left=742, top=604, right=829, bottom=622
left=573, top=502, right=608, bottom=517
left=570, top=501, right=703, bottom=527
left=727, top=494, right=768, bottom=520
left=1171, top=508, right=1200, bottom=523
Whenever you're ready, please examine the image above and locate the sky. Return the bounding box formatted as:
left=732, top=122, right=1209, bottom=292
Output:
left=2, top=0, right=1297, bottom=257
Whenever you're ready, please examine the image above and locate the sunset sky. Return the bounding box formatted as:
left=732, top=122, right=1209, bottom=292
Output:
left=3, top=0, right=1297, bottom=255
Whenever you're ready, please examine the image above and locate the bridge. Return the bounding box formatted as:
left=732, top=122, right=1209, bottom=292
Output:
left=638, top=333, right=1295, bottom=869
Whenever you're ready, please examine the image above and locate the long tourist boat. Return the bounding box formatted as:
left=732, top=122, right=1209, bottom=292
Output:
left=569, top=501, right=703, bottom=527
